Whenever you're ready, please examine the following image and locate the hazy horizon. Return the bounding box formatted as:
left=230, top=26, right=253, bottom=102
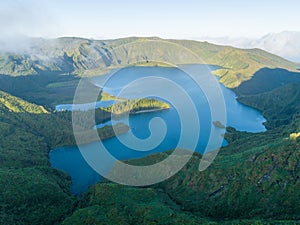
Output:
left=2, top=0, right=300, bottom=40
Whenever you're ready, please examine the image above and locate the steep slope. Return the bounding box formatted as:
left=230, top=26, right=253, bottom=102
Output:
left=0, top=73, right=81, bottom=108
left=62, top=183, right=208, bottom=225
left=0, top=90, right=48, bottom=113
left=149, top=82, right=300, bottom=220
left=0, top=90, right=130, bottom=224
left=235, top=68, right=300, bottom=96
left=238, top=83, right=300, bottom=129
left=0, top=92, right=77, bottom=224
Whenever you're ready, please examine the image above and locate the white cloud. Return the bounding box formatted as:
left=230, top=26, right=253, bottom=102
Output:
left=0, top=1, right=59, bottom=38
left=0, top=1, right=60, bottom=53
left=197, top=31, right=300, bottom=62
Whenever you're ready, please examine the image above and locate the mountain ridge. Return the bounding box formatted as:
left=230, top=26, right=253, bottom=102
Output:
left=0, top=37, right=298, bottom=88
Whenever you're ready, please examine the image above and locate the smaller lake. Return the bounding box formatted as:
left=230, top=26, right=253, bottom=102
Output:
left=50, top=65, right=266, bottom=194
left=55, top=100, right=115, bottom=111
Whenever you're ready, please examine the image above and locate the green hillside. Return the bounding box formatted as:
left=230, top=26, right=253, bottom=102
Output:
left=0, top=73, right=80, bottom=108
left=235, top=68, right=300, bottom=95
left=0, top=91, right=132, bottom=224
left=0, top=37, right=298, bottom=88
left=155, top=120, right=300, bottom=220
left=238, top=83, right=300, bottom=129
left=0, top=90, right=48, bottom=114
left=169, top=39, right=298, bottom=87
left=62, top=183, right=208, bottom=225
left=0, top=92, right=76, bottom=224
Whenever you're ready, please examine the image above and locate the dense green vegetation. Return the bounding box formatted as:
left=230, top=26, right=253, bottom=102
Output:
left=234, top=68, right=300, bottom=96
left=0, top=84, right=172, bottom=224
left=154, top=121, right=300, bottom=221
left=0, top=167, right=75, bottom=225
left=0, top=72, right=118, bottom=109
left=104, top=98, right=170, bottom=115
left=62, top=183, right=207, bottom=225
left=0, top=93, right=75, bottom=224
left=238, top=83, right=300, bottom=129
left=0, top=91, right=131, bottom=224
left=0, top=73, right=80, bottom=108
left=0, top=90, right=48, bottom=114
left=60, top=115, right=300, bottom=223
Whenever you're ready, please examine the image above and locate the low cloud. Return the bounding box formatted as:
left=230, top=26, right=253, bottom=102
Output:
left=198, top=31, right=300, bottom=62
left=0, top=0, right=59, bottom=53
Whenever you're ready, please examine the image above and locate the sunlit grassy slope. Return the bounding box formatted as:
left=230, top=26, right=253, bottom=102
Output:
left=0, top=90, right=48, bottom=114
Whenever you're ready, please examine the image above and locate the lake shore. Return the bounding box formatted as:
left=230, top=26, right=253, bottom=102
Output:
left=109, top=106, right=170, bottom=117
left=129, top=107, right=170, bottom=115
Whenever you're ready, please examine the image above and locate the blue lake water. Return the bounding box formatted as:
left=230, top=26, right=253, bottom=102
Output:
left=55, top=100, right=115, bottom=111
left=50, top=65, right=266, bottom=194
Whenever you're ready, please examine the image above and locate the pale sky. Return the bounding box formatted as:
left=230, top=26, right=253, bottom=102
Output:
left=1, top=0, right=300, bottom=39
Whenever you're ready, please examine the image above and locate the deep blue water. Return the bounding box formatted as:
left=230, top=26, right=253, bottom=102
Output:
left=50, top=66, right=266, bottom=194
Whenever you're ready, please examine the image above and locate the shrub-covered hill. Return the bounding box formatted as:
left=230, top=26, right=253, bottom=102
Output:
left=0, top=92, right=77, bottom=224
left=62, top=117, right=300, bottom=224
left=62, top=183, right=208, bottom=225
left=154, top=118, right=299, bottom=221
left=235, top=68, right=300, bottom=96
left=238, top=83, right=300, bottom=129
left=145, top=81, right=300, bottom=222
left=0, top=91, right=130, bottom=224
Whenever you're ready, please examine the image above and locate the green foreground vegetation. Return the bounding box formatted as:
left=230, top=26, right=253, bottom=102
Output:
left=0, top=86, right=130, bottom=224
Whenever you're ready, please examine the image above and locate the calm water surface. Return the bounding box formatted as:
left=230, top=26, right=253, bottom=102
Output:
left=50, top=66, right=266, bottom=194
